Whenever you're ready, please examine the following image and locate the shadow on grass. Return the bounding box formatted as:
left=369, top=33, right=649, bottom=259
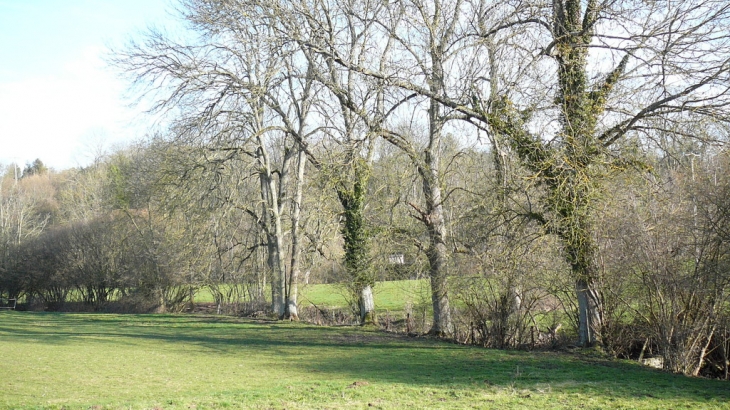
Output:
left=1, top=311, right=728, bottom=405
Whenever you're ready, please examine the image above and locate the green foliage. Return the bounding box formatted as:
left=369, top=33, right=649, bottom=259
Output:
left=108, top=164, right=130, bottom=210
left=1, top=312, right=729, bottom=409
left=22, top=159, right=48, bottom=178
left=336, top=160, right=374, bottom=289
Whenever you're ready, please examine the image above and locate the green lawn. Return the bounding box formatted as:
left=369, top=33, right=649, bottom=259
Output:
left=297, top=279, right=432, bottom=311
left=1, top=312, right=728, bottom=409
left=196, top=279, right=432, bottom=312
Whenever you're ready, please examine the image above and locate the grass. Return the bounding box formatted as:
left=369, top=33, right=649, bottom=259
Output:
left=1, top=311, right=729, bottom=409
left=196, top=279, right=432, bottom=312
left=297, top=279, right=432, bottom=311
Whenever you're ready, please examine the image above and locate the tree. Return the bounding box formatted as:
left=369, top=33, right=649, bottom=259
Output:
left=0, top=167, right=54, bottom=302
left=385, top=0, right=465, bottom=336
left=22, top=159, right=48, bottom=178
left=236, top=0, right=408, bottom=324
left=481, top=0, right=730, bottom=346
left=297, top=0, right=730, bottom=345
left=112, top=0, right=317, bottom=318
left=297, top=0, right=390, bottom=325
left=257, top=0, right=480, bottom=334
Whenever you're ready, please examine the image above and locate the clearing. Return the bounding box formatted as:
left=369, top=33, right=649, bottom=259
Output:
left=0, top=312, right=728, bottom=409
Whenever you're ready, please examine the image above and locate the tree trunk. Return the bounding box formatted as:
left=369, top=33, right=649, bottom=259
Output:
left=558, top=204, right=603, bottom=347
left=359, top=285, right=375, bottom=325
left=552, top=0, right=605, bottom=347
left=575, top=277, right=601, bottom=346
left=423, top=52, right=453, bottom=335
left=337, top=162, right=376, bottom=326
left=285, top=147, right=307, bottom=321
left=428, top=243, right=452, bottom=336
left=421, top=155, right=453, bottom=336
left=258, top=143, right=287, bottom=317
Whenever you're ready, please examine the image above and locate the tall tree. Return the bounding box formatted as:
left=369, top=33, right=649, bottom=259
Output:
left=251, top=0, right=402, bottom=324
left=302, top=0, right=730, bottom=345
left=302, top=0, right=388, bottom=325
left=112, top=0, right=317, bottom=318
left=481, top=0, right=730, bottom=346
left=0, top=167, right=53, bottom=301
left=267, top=0, right=474, bottom=334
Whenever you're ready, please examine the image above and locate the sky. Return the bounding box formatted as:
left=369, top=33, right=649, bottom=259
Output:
left=0, top=0, right=179, bottom=170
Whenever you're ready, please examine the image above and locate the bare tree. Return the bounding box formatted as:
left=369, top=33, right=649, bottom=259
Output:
left=245, top=0, right=406, bottom=324
left=263, top=0, right=480, bottom=335
left=111, top=0, right=319, bottom=318
left=292, top=0, right=730, bottom=345
left=0, top=169, right=53, bottom=302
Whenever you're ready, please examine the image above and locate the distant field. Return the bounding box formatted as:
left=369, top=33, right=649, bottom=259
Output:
left=196, top=279, right=432, bottom=313
left=299, top=279, right=432, bottom=311
left=1, top=312, right=729, bottom=409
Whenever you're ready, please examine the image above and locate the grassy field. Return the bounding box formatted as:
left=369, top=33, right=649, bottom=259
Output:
left=1, top=312, right=729, bottom=409
left=298, top=280, right=432, bottom=311
left=196, top=279, right=432, bottom=311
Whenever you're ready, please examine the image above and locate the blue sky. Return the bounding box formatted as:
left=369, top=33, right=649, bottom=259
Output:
left=0, top=0, right=177, bottom=170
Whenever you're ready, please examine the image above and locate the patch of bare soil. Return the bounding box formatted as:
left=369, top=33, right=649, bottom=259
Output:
left=325, top=330, right=415, bottom=345
left=188, top=302, right=218, bottom=314
left=347, top=381, right=370, bottom=388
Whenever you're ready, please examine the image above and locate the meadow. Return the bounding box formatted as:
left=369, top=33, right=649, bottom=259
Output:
left=195, top=279, right=433, bottom=313
left=1, top=311, right=729, bottom=409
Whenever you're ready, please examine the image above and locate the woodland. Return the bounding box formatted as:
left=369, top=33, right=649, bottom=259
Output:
left=2, top=0, right=730, bottom=380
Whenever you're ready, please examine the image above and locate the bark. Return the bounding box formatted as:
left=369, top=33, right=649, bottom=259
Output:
left=421, top=163, right=453, bottom=336
left=561, top=201, right=603, bottom=346
left=337, top=164, right=377, bottom=325
left=423, top=42, right=453, bottom=336
left=399, top=3, right=461, bottom=336
left=257, top=138, right=289, bottom=317
left=285, top=146, right=307, bottom=321
left=420, top=80, right=453, bottom=335
left=575, top=277, right=601, bottom=346
left=271, top=193, right=288, bottom=318
left=359, top=285, right=376, bottom=325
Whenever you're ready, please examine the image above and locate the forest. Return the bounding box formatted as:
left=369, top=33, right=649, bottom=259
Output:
left=2, top=0, right=730, bottom=380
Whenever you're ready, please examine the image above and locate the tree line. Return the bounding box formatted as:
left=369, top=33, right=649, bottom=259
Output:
left=2, top=0, right=730, bottom=378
